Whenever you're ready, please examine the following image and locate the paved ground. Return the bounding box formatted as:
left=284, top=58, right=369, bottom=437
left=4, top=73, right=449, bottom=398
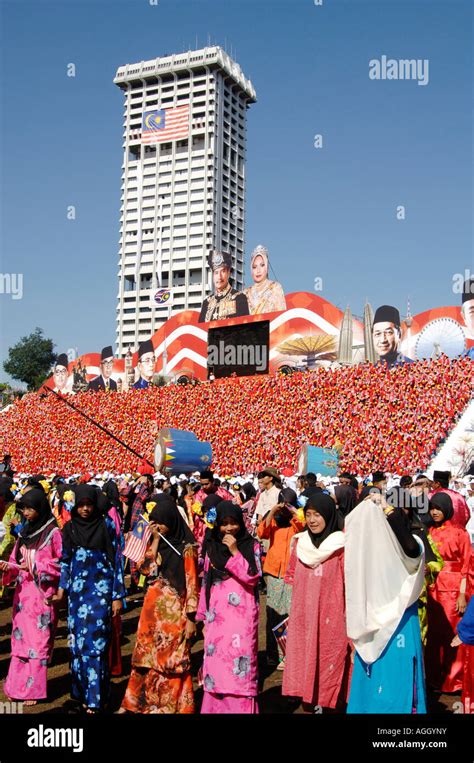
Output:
left=0, top=582, right=458, bottom=715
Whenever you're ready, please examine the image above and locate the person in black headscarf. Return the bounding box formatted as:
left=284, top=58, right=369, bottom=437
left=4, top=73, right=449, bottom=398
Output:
left=120, top=493, right=199, bottom=715
left=282, top=493, right=351, bottom=712
left=101, top=478, right=126, bottom=678
left=53, top=484, right=126, bottom=713
left=334, top=484, right=357, bottom=519
left=426, top=491, right=472, bottom=693
left=239, top=482, right=257, bottom=533
left=0, top=489, right=62, bottom=705
left=196, top=501, right=261, bottom=714
left=386, top=487, right=444, bottom=646
left=0, top=482, right=21, bottom=567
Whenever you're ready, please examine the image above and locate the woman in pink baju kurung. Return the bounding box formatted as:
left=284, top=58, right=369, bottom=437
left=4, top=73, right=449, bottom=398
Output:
left=426, top=492, right=472, bottom=693
left=197, top=501, right=261, bottom=713
left=282, top=493, right=351, bottom=711
left=0, top=489, right=62, bottom=703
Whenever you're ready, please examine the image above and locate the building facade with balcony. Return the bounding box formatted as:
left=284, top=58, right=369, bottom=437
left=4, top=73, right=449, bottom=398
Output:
left=114, top=46, right=257, bottom=355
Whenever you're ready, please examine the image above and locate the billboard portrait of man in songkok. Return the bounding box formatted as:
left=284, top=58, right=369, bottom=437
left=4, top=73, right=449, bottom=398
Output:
left=244, top=244, right=286, bottom=315
left=198, top=249, right=249, bottom=323
left=461, top=277, right=474, bottom=358
left=88, top=346, right=118, bottom=392
left=372, top=305, right=413, bottom=368
left=133, top=339, right=156, bottom=389
left=53, top=353, right=71, bottom=394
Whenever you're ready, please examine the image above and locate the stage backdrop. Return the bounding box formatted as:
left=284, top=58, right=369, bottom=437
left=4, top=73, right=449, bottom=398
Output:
left=43, top=293, right=472, bottom=392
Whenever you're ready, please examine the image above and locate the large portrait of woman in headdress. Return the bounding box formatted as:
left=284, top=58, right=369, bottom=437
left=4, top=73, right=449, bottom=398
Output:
left=244, top=245, right=286, bottom=315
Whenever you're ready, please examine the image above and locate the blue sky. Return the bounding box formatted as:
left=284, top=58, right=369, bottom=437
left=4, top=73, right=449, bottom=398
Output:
left=0, top=0, right=472, bottom=382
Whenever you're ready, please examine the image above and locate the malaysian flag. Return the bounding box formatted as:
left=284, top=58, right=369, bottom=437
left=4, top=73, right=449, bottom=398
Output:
left=123, top=516, right=152, bottom=563
left=272, top=616, right=289, bottom=657
left=21, top=547, right=36, bottom=575
left=141, top=105, right=189, bottom=145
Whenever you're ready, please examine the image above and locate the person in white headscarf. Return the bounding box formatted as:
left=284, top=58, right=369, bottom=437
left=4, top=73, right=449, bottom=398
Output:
left=244, top=245, right=286, bottom=315
left=345, top=495, right=427, bottom=713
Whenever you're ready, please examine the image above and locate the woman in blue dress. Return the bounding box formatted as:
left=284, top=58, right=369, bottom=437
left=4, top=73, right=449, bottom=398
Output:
left=53, top=484, right=125, bottom=713
left=345, top=494, right=427, bottom=713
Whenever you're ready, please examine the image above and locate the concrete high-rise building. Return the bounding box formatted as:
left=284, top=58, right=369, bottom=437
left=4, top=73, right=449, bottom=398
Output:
left=113, top=47, right=257, bottom=356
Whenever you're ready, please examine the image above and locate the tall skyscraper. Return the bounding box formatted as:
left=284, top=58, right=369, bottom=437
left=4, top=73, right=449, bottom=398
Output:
left=114, top=47, right=257, bottom=356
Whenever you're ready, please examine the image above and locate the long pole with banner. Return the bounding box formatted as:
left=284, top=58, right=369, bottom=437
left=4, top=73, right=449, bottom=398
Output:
left=40, top=387, right=154, bottom=467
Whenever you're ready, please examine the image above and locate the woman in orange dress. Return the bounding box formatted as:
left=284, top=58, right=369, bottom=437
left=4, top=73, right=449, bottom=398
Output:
left=426, top=492, right=471, bottom=693
left=120, top=495, right=199, bottom=713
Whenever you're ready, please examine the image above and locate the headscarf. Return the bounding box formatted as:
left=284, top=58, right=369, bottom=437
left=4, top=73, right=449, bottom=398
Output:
left=62, top=484, right=115, bottom=565
left=429, top=492, right=454, bottom=523
left=293, top=492, right=345, bottom=568
left=205, top=501, right=258, bottom=609
left=16, top=489, right=58, bottom=563
left=334, top=485, right=357, bottom=517
left=304, top=493, right=340, bottom=548
left=148, top=493, right=196, bottom=596
left=250, top=244, right=269, bottom=276
left=241, top=482, right=256, bottom=502
left=103, top=479, right=121, bottom=508
left=344, top=500, right=425, bottom=665
left=389, top=487, right=437, bottom=563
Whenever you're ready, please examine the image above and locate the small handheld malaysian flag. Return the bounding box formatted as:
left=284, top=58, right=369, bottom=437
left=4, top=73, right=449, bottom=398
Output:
left=123, top=515, right=152, bottom=564
left=272, top=616, right=289, bottom=657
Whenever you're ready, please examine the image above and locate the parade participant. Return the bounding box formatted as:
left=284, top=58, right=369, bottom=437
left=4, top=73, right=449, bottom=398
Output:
left=359, top=470, right=387, bottom=502
left=0, top=489, right=62, bottom=705
left=282, top=493, right=350, bottom=711
left=54, top=485, right=125, bottom=713
left=197, top=501, right=261, bottom=713
left=257, top=488, right=302, bottom=669
left=88, top=347, right=117, bottom=392
left=0, top=485, right=21, bottom=565
left=334, top=484, right=357, bottom=518
left=127, top=471, right=154, bottom=590
left=345, top=495, right=427, bottom=713
left=394, top=487, right=444, bottom=645
left=120, top=495, right=198, bottom=714
left=244, top=245, right=286, bottom=315
left=102, top=478, right=126, bottom=677
left=132, top=340, right=156, bottom=390
left=451, top=595, right=474, bottom=714
left=252, top=467, right=282, bottom=524
left=425, top=493, right=472, bottom=693
left=192, top=470, right=233, bottom=554
left=299, top=472, right=323, bottom=501
left=198, top=249, right=249, bottom=322
left=240, top=482, right=258, bottom=532
left=430, top=470, right=470, bottom=528
left=372, top=305, right=413, bottom=368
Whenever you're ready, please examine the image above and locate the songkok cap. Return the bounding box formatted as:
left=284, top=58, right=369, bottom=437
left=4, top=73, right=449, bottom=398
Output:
left=373, top=305, right=401, bottom=328
left=138, top=339, right=154, bottom=360
left=207, top=249, right=232, bottom=271
left=55, top=354, right=68, bottom=369
left=433, top=470, right=451, bottom=483
left=101, top=346, right=114, bottom=361
left=462, top=278, right=474, bottom=304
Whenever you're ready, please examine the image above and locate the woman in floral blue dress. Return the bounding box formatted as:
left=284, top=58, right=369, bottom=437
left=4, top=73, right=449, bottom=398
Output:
left=53, top=484, right=125, bottom=713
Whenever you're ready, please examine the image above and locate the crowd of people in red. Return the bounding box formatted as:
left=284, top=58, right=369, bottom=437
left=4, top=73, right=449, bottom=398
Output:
left=0, top=357, right=472, bottom=475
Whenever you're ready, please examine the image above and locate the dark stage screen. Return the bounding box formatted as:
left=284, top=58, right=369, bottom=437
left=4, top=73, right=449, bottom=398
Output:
left=207, top=320, right=270, bottom=378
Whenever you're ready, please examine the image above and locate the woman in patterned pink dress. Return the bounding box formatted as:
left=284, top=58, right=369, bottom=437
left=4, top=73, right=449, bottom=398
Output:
left=197, top=501, right=262, bottom=713
left=0, top=489, right=62, bottom=705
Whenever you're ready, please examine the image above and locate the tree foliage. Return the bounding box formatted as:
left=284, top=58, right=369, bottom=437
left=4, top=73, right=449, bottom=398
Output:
left=3, top=328, right=56, bottom=391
